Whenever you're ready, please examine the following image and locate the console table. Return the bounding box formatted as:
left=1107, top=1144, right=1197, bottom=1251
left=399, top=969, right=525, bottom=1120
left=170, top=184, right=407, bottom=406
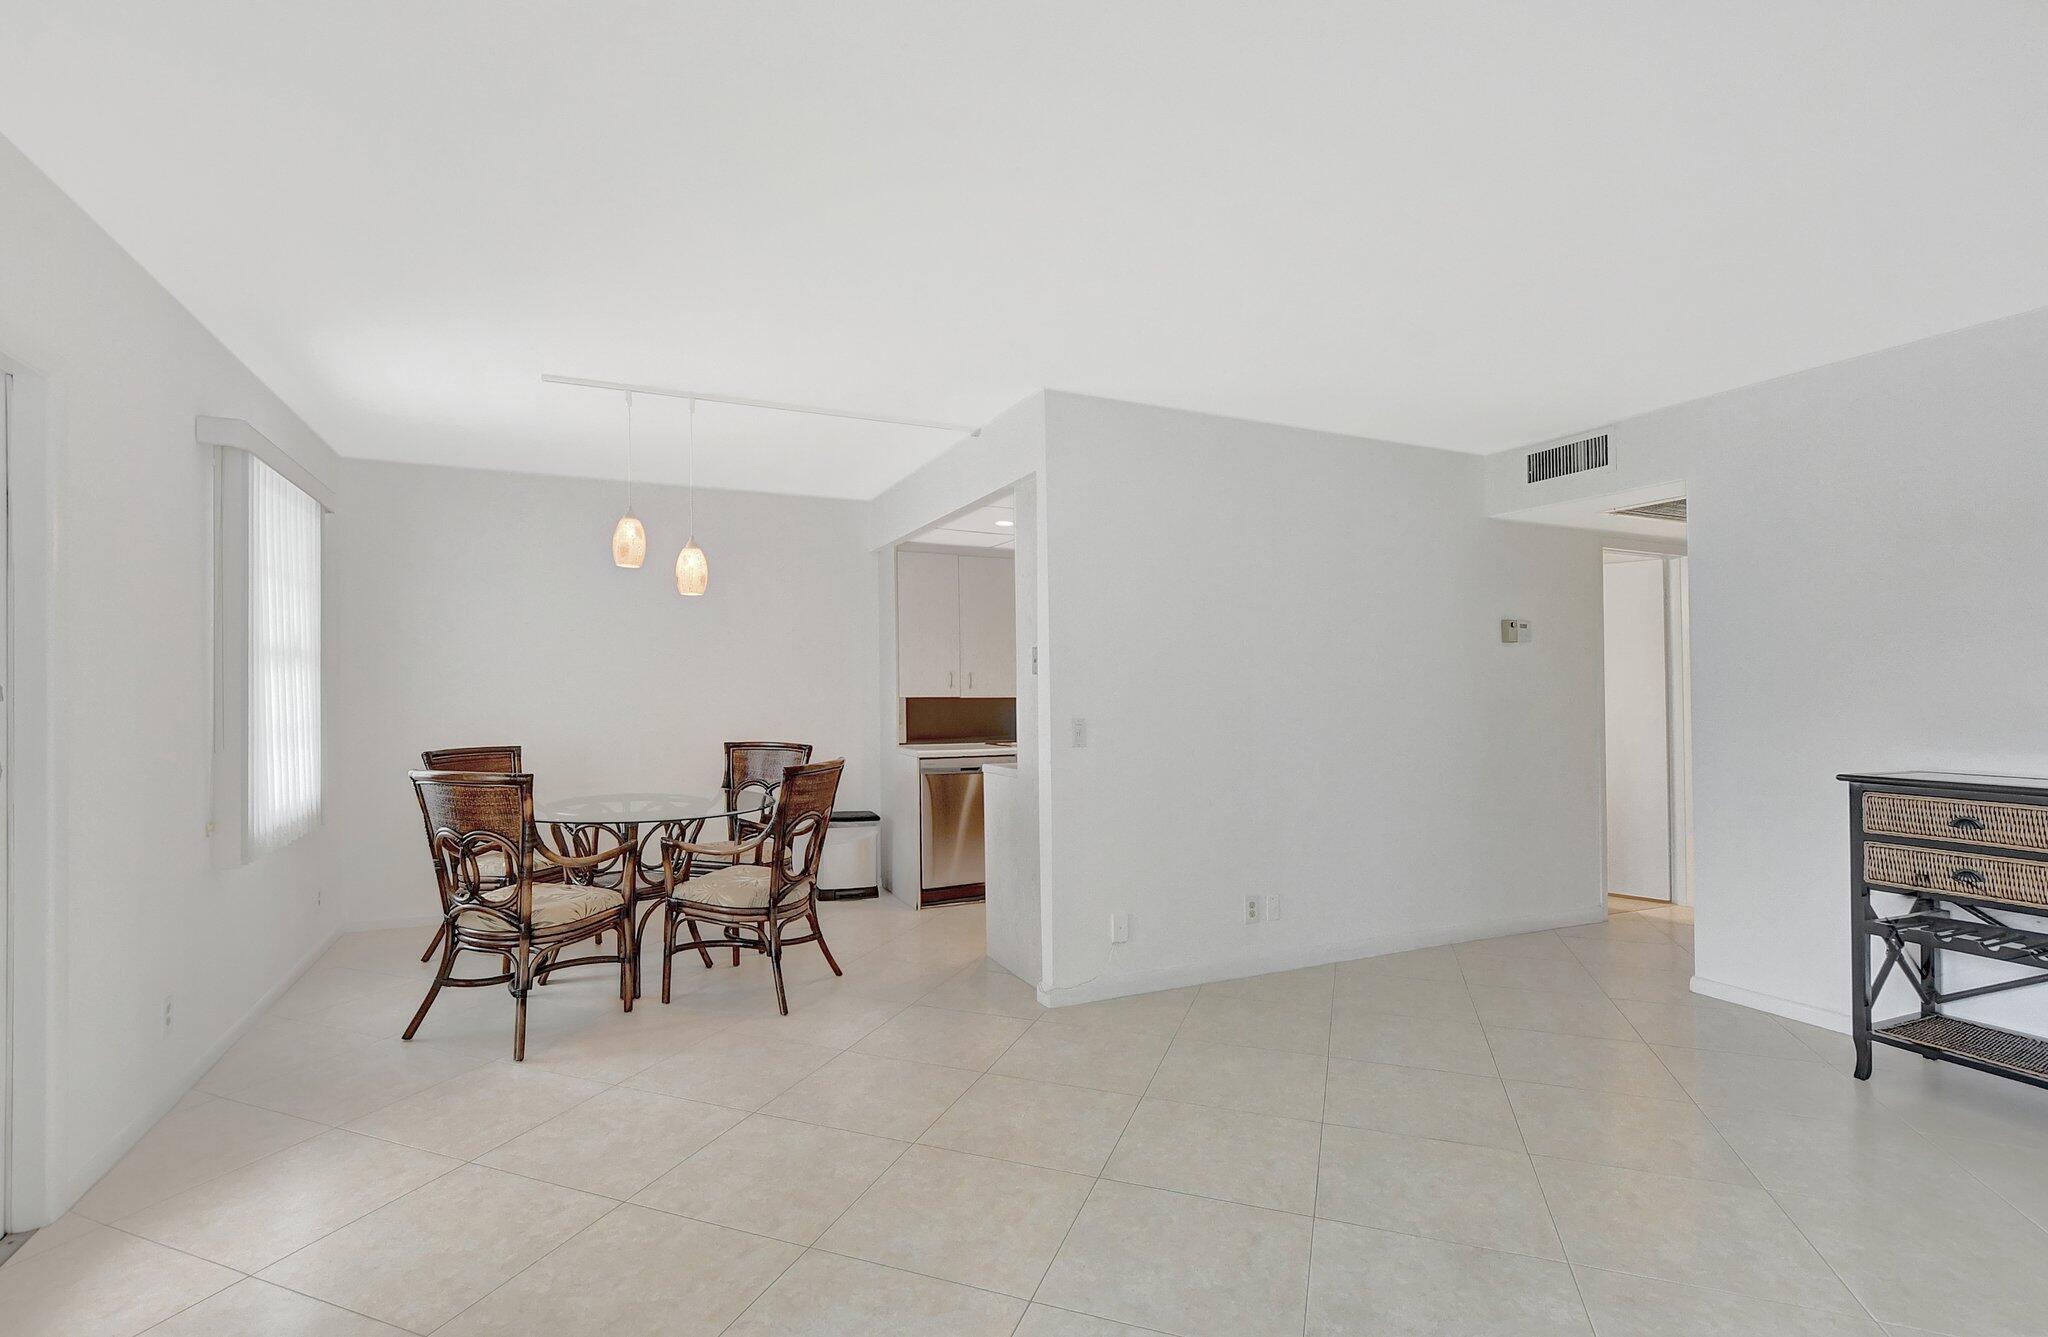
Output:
left=1843, top=770, right=2048, bottom=1089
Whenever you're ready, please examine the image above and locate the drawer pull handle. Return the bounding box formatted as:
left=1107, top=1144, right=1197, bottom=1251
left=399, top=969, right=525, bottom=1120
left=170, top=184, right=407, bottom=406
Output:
left=1953, top=868, right=1988, bottom=889
left=1949, top=815, right=1986, bottom=831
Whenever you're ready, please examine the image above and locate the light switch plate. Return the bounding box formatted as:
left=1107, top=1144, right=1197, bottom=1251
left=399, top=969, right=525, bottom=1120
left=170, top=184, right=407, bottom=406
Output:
left=1071, top=717, right=1088, bottom=748
left=1109, top=913, right=1130, bottom=944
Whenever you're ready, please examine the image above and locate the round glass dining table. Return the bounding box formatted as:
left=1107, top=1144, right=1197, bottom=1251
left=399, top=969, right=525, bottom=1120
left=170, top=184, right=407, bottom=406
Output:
left=533, top=791, right=770, bottom=996
left=533, top=791, right=768, bottom=827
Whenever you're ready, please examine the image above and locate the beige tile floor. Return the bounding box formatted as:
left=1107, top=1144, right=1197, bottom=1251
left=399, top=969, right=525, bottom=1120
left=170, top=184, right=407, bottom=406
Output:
left=6, top=892, right=2048, bottom=1334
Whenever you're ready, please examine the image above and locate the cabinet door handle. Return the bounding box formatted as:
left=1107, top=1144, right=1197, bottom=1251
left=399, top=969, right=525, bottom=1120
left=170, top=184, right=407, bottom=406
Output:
left=1953, top=868, right=1988, bottom=889
left=1949, top=815, right=1986, bottom=831
left=947, top=671, right=954, bottom=690
left=967, top=671, right=974, bottom=690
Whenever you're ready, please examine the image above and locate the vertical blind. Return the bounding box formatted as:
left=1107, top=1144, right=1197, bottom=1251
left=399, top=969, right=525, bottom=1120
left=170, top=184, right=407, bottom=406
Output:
left=245, top=454, right=323, bottom=852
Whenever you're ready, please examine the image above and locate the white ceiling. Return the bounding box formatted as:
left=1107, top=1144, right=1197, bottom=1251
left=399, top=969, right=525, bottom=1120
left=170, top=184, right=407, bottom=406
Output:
left=3, top=3, right=2045, bottom=498
left=907, top=498, right=1016, bottom=550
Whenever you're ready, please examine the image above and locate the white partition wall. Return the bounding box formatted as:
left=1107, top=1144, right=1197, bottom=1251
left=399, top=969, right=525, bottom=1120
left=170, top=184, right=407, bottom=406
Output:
left=1031, top=393, right=1609, bottom=1005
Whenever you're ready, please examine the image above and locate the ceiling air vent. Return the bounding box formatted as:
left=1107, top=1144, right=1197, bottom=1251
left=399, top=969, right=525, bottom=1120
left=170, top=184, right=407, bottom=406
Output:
left=1526, top=433, right=1610, bottom=483
left=1609, top=497, right=1687, bottom=523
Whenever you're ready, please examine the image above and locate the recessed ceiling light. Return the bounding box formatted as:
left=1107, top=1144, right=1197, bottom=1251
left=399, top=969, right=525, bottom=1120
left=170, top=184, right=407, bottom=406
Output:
left=994, top=519, right=1014, bottom=527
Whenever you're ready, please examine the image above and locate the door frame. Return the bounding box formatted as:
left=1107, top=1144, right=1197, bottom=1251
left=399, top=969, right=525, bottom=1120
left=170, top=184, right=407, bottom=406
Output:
left=0, top=349, right=56, bottom=1231
left=1600, top=545, right=1694, bottom=907
left=0, top=368, right=10, bottom=1236
left=1663, top=554, right=1695, bottom=907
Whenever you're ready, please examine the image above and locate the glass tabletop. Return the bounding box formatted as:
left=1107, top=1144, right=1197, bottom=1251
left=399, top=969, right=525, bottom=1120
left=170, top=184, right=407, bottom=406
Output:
left=533, top=791, right=768, bottom=824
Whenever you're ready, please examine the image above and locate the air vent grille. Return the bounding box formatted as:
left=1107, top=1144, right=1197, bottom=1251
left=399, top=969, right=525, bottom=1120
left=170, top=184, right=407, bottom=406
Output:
left=1526, top=434, right=1609, bottom=483
left=1610, top=498, right=1687, bottom=523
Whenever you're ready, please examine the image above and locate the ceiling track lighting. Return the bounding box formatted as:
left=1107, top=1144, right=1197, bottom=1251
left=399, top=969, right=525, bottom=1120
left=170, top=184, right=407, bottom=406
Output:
left=554, top=372, right=984, bottom=601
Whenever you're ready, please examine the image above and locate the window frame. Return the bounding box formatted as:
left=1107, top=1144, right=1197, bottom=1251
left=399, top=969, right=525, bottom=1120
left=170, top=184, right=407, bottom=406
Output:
left=205, top=417, right=333, bottom=867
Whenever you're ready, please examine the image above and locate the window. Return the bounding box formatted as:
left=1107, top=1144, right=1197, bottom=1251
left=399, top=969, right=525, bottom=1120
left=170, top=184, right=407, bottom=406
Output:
left=244, top=456, right=323, bottom=851
left=209, top=420, right=329, bottom=865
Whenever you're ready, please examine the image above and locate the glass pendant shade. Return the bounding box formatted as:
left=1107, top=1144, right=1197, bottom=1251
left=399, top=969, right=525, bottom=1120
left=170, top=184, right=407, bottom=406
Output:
left=611, top=512, right=647, bottom=568
left=675, top=539, right=709, bottom=596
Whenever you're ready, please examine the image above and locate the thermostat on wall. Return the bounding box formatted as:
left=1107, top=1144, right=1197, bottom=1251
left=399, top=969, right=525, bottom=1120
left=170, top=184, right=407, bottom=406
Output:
left=1501, top=618, right=1532, bottom=643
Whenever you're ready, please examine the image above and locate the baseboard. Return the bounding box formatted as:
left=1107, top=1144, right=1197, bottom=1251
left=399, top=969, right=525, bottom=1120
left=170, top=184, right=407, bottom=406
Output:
left=1034, top=902, right=1607, bottom=1008
left=1691, top=974, right=1848, bottom=1033
left=339, top=911, right=441, bottom=934
left=61, top=925, right=343, bottom=1220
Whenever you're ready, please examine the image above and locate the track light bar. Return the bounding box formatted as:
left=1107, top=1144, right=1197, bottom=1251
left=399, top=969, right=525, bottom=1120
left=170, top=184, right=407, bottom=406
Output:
left=541, top=374, right=981, bottom=436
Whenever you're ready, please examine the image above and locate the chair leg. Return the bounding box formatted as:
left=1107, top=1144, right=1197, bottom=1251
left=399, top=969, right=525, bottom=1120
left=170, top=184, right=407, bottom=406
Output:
left=618, top=916, right=634, bottom=1012
left=633, top=899, right=664, bottom=1001
left=768, top=915, right=789, bottom=1015
left=512, top=947, right=531, bottom=1062
left=403, top=930, right=455, bottom=1040
left=808, top=908, right=843, bottom=976
left=661, top=905, right=677, bottom=1004
left=685, top=916, right=714, bottom=969
left=418, top=920, right=447, bottom=963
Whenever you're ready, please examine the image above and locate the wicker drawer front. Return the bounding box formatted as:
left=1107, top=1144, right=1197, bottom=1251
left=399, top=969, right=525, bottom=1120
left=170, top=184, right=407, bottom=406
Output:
left=1864, top=792, right=2048, bottom=854
left=1865, top=842, right=2048, bottom=910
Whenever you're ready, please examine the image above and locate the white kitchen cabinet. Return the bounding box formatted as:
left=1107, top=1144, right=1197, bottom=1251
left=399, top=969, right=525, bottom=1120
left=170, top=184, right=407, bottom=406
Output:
left=957, top=554, right=1017, bottom=697
left=896, top=549, right=1016, bottom=698
left=896, top=550, right=962, bottom=696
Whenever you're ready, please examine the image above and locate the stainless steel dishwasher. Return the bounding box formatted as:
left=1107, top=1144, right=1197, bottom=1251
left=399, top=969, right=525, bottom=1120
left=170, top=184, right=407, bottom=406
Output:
left=918, top=757, right=990, bottom=904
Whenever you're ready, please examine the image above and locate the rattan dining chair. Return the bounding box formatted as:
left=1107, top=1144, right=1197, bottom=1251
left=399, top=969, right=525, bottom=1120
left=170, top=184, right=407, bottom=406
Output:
left=414, top=746, right=524, bottom=962
left=658, top=741, right=815, bottom=938
left=659, top=758, right=845, bottom=1014
left=722, top=741, right=814, bottom=842
left=406, top=770, right=635, bottom=1060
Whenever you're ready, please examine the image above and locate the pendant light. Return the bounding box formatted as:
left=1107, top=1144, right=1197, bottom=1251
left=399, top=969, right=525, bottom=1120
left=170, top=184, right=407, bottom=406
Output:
left=610, top=391, right=647, bottom=567
left=675, top=397, right=709, bottom=596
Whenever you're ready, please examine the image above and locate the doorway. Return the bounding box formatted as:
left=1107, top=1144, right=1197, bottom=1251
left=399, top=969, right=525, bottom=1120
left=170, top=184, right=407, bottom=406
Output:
left=1602, top=548, right=1692, bottom=905
left=0, top=369, right=11, bottom=1240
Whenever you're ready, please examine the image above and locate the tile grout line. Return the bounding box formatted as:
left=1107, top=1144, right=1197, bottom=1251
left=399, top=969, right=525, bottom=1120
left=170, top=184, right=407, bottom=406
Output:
left=1483, top=980, right=1599, bottom=1335
left=1010, top=968, right=1198, bottom=1330
left=711, top=986, right=995, bottom=1337
left=1585, top=915, right=1894, bottom=1333
left=1304, top=981, right=1339, bottom=1337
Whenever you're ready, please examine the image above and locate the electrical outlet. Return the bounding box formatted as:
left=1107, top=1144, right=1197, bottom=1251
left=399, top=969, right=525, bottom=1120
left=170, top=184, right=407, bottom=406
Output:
left=1264, top=893, right=1283, bottom=922
left=1109, top=912, right=1130, bottom=944
left=1243, top=895, right=1261, bottom=925
left=162, top=995, right=174, bottom=1032
left=1070, top=716, right=1088, bottom=748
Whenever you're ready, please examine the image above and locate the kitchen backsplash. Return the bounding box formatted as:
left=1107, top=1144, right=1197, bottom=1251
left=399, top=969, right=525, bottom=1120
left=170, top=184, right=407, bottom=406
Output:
left=903, top=695, right=1017, bottom=743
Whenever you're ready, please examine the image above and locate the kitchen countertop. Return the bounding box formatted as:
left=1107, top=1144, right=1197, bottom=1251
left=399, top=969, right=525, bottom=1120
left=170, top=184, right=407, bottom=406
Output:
left=898, top=741, right=1020, bottom=758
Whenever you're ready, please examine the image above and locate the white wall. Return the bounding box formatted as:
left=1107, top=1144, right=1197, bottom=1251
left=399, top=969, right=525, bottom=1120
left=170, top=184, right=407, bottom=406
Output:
left=1036, top=393, right=1608, bottom=1003
left=1603, top=557, right=1672, bottom=901
left=330, top=460, right=880, bottom=930
left=0, top=134, right=344, bottom=1224
left=984, top=477, right=1043, bottom=979
left=1490, top=307, right=2048, bottom=1034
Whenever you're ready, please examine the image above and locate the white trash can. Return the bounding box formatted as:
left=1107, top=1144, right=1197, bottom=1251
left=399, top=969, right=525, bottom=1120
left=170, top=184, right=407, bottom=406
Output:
left=818, top=810, right=880, bottom=900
